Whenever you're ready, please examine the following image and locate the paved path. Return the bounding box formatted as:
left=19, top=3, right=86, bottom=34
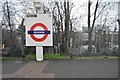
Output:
left=2, top=59, right=118, bottom=78
left=2, top=60, right=29, bottom=74
left=2, top=60, right=55, bottom=78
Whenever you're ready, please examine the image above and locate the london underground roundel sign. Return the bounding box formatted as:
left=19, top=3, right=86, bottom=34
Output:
left=28, top=23, right=50, bottom=42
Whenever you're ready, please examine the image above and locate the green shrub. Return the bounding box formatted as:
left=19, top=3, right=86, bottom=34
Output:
left=44, top=53, right=70, bottom=59
left=25, top=53, right=35, bottom=59
left=25, top=53, right=70, bottom=60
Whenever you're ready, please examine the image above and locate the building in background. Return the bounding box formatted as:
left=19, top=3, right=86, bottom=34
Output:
left=82, top=25, right=118, bottom=52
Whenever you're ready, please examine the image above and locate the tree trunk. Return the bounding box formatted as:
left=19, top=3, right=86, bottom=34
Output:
left=55, top=2, right=64, bottom=53
left=20, top=18, right=25, bottom=58
left=88, top=28, right=93, bottom=53
left=88, top=0, right=99, bottom=54
left=6, top=1, right=16, bottom=50
left=88, top=0, right=92, bottom=53
left=70, top=20, right=73, bottom=48
left=117, top=19, right=120, bottom=56
left=64, top=0, right=70, bottom=53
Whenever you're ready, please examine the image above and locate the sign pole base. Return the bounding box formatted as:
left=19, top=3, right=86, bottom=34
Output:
left=36, top=47, right=43, bottom=61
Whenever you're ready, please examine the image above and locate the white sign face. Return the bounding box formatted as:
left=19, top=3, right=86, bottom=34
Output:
left=25, top=14, right=53, bottom=46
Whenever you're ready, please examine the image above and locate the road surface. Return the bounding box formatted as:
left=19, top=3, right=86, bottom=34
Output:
left=2, top=59, right=118, bottom=79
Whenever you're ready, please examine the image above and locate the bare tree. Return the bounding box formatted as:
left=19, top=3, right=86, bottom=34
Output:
left=2, top=1, right=17, bottom=50
left=55, top=2, right=64, bottom=53
left=88, top=0, right=117, bottom=53
left=1, top=0, right=34, bottom=56
left=64, top=0, right=70, bottom=53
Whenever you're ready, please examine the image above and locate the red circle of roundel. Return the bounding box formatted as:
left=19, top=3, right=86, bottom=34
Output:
left=30, top=23, right=48, bottom=42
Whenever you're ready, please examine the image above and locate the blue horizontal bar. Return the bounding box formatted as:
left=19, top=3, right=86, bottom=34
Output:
left=28, top=30, right=50, bottom=34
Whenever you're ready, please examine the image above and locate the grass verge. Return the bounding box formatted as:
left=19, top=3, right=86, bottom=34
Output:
left=44, top=53, right=70, bottom=59
left=2, top=53, right=118, bottom=60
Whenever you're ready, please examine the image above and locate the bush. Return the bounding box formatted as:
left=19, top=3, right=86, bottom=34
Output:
left=25, top=53, right=36, bottom=59
left=25, top=53, right=70, bottom=60
left=44, top=53, right=70, bottom=59
left=2, top=47, right=22, bottom=57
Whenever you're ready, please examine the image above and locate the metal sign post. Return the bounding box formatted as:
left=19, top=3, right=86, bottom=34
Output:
left=36, top=47, right=43, bottom=61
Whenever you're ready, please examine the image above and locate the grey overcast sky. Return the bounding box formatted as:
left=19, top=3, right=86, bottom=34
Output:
left=0, top=0, right=119, bottom=31
left=70, top=0, right=119, bottom=31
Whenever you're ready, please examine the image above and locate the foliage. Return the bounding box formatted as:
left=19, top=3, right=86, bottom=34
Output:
left=25, top=53, right=36, bottom=60
left=2, top=46, right=22, bottom=57
left=24, top=53, right=70, bottom=60
left=44, top=53, right=70, bottom=59
left=74, top=56, right=118, bottom=59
